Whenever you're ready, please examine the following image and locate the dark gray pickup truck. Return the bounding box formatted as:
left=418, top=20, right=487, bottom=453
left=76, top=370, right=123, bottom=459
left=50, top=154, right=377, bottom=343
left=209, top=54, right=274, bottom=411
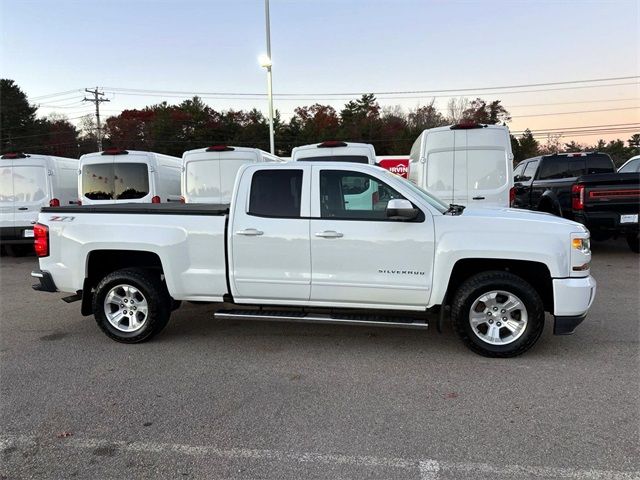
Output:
left=512, top=152, right=640, bottom=252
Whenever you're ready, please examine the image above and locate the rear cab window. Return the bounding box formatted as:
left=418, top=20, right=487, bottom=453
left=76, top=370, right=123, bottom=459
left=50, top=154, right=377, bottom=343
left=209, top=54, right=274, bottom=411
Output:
left=83, top=163, right=149, bottom=200
left=585, top=155, right=614, bottom=174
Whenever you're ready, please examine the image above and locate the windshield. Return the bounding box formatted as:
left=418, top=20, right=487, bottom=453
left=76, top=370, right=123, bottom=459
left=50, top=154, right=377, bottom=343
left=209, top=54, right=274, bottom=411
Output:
left=619, top=158, right=640, bottom=173
left=297, top=155, right=370, bottom=164
left=378, top=169, right=449, bottom=214
left=83, top=163, right=149, bottom=200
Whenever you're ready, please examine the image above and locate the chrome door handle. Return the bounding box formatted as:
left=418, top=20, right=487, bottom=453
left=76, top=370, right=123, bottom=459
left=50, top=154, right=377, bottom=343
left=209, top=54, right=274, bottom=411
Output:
left=236, top=228, right=264, bottom=236
left=315, top=230, right=343, bottom=238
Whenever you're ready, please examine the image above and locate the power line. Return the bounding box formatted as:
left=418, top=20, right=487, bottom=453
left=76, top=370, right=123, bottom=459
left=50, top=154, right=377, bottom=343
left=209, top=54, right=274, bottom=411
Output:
left=509, top=97, right=640, bottom=109
left=101, top=81, right=639, bottom=102
left=103, top=75, right=639, bottom=97
left=28, top=89, right=83, bottom=101
left=513, top=105, right=640, bottom=118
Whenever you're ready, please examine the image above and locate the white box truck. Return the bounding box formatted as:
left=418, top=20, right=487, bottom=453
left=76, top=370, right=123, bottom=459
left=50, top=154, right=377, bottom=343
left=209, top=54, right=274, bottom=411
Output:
left=409, top=123, right=514, bottom=208
left=79, top=149, right=181, bottom=205
left=181, top=145, right=283, bottom=204
left=0, top=152, right=78, bottom=255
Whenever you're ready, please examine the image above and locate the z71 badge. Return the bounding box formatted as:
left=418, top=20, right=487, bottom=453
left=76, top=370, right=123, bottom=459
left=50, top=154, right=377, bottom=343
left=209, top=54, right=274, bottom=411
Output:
left=48, top=216, right=75, bottom=222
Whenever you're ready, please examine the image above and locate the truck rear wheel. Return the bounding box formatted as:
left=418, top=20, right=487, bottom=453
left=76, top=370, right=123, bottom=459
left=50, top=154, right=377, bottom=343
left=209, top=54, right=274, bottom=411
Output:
left=626, top=232, right=639, bottom=253
left=93, top=268, right=171, bottom=343
left=451, top=271, right=545, bottom=357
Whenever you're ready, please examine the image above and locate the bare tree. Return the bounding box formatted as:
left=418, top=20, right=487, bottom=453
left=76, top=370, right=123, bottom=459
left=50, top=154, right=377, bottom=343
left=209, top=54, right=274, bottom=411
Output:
left=446, top=97, right=469, bottom=123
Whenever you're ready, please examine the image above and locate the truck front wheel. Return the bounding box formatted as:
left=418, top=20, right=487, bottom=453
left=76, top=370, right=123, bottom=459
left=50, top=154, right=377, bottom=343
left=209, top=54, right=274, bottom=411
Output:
left=93, top=268, right=171, bottom=343
left=451, top=271, right=545, bottom=357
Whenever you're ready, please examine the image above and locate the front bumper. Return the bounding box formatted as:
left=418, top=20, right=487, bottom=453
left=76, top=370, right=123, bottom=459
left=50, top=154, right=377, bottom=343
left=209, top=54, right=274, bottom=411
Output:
left=31, top=270, right=57, bottom=292
left=552, top=275, right=596, bottom=335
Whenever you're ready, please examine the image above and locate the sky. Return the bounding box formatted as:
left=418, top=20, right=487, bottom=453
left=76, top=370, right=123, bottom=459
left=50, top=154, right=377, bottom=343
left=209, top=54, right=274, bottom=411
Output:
left=1, top=0, right=638, bottom=148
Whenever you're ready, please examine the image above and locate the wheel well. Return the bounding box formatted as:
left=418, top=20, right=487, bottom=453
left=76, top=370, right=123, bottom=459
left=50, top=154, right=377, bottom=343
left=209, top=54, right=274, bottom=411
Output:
left=538, top=196, right=561, bottom=216
left=445, top=258, right=554, bottom=312
left=81, top=250, right=165, bottom=316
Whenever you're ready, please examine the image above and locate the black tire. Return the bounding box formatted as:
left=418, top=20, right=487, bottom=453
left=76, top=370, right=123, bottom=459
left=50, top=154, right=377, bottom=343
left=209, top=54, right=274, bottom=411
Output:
left=451, top=271, right=545, bottom=358
left=627, top=232, right=640, bottom=253
left=93, top=268, right=171, bottom=343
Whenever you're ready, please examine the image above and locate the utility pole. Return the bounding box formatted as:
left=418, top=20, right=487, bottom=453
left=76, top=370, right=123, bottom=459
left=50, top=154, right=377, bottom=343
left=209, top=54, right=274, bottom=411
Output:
left=83, top=87, right=110, bottom=151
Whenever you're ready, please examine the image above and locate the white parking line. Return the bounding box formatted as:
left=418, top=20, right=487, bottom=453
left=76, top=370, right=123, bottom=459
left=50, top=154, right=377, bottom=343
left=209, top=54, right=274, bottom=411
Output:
left=2, top=434, right=638, bottom=480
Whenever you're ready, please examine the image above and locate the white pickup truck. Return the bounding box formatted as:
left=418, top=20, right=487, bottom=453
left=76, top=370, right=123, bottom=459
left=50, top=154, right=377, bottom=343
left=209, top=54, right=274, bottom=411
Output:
left=31, top=162, right=596, bottom=357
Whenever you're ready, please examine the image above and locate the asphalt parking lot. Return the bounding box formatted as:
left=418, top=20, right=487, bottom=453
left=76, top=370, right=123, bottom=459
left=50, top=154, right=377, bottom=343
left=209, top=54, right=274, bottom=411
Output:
left=1, top=240, right=638, bottom=480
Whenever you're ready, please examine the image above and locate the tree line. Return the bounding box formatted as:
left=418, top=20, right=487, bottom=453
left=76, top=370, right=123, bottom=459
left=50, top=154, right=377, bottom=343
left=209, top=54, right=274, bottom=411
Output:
left=2, top=79, right=638, bottom=165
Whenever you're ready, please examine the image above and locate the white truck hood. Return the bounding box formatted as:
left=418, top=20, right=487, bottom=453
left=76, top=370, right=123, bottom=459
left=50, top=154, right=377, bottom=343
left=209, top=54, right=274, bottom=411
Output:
left=458, top=207, right=588, bottom=233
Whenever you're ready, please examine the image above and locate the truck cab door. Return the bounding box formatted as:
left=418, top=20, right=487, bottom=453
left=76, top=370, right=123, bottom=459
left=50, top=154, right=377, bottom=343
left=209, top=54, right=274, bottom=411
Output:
left=229, top=165, right=311, bottom=302
left=309, top=166, right=434, bottom=308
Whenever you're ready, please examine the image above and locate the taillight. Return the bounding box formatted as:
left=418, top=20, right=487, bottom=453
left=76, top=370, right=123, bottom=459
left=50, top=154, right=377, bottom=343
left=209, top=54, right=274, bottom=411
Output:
left=151, top=195, right=161, bottom=204
left=77, top=199, right=82, bottom=206
left=179, top=196, right=185, bottom=204
left=572, top=184, right=585, bottom=210
left=49, top=198, right=60, bottom=207
left=509, top=187, right=516, bottom=207
left=34, top=223, right=49, bottom=257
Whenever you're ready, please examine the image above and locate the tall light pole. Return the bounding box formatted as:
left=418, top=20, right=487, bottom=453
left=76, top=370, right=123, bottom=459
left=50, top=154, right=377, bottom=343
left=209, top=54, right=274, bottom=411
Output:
left=260, top=0, right=275, bottom=154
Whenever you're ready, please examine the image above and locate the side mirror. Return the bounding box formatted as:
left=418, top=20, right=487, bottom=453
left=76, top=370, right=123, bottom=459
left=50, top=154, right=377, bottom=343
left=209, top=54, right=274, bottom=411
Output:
left=386, top=199, right=418, bottom=220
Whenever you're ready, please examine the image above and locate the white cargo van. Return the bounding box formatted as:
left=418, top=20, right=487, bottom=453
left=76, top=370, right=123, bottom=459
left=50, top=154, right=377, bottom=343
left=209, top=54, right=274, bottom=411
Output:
left=79, top=149, right=181, bottom=205
left=0, top=152, right=78, bottom=254
left=292, top=141, right=378, bottom=209
left=182, top=145, right=283, bottom=204
left=409, top=123, right=514, bottom=207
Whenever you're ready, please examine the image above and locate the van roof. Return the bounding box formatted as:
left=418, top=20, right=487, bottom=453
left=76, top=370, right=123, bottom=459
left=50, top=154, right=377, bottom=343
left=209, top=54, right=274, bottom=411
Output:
left=80, top=150, right=179, bottom=160
left=291, top=141, right=375, bottom=153
left=1, top=152, right=78, bottom=162
left=424, top=124, right=510, bottom=134
left=182, top=145, right=271, bottom=157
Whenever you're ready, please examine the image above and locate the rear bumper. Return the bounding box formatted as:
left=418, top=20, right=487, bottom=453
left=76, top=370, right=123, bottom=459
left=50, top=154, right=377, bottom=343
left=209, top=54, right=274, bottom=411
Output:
left=574, top=211, right=639, bottom=234
left=0, top=226, right=35, bottom=244
left=31, top=270, right=57, bottom=292
left=552, top=275, right=596, bottom=334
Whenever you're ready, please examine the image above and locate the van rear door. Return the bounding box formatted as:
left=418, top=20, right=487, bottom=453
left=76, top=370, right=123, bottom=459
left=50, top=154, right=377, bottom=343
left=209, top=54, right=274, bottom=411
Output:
left=0, top=165, right=15, bottom=233
left=81, top=153, right=152, bottom=204
left=219, top=151, right=260, bottom=204
left=12, top=162, right=50, bottom=233
left=464, top=128, right=511, bottom=207
left=424, top=129, right=455, bottom=203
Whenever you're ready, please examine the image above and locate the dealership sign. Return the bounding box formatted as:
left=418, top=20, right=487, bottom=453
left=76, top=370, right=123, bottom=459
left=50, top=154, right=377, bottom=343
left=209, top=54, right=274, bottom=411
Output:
left=378, top=157, right=409, bottom=178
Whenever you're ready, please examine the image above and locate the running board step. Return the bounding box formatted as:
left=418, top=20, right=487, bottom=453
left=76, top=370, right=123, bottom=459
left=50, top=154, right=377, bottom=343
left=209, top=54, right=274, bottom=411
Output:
left=214, top=310, right=428, bottom=329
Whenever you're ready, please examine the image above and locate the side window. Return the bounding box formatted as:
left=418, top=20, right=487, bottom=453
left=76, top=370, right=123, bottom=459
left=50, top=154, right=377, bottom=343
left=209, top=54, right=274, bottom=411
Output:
left=586, top=155, right=615, bottom=174
left=538, top=159, right=568, bottom=180
left=248, top=169, right=303, bottom=218
left=513, top=162, right=525, bottom=179
left=319, top=170, right=407, bottom=220
left=522, top=161, right=538, bottom=180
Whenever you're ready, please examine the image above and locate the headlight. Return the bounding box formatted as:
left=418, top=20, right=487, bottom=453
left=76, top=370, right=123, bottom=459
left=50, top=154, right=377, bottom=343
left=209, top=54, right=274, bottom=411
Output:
left=571, top=234, right=591, bottom=275
left=572, top=237, right=591, bottom=254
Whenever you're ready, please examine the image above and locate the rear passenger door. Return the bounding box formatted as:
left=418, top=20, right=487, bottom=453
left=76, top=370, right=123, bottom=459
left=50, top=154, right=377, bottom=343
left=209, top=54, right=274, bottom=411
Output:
left=229, top=166, right=311, bottom=302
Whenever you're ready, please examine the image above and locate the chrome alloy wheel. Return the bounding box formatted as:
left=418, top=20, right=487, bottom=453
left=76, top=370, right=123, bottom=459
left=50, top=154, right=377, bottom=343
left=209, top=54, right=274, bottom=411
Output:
left=468, top=290, right=528, bottom=346
left=103, top=284, right=149, bottom=333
